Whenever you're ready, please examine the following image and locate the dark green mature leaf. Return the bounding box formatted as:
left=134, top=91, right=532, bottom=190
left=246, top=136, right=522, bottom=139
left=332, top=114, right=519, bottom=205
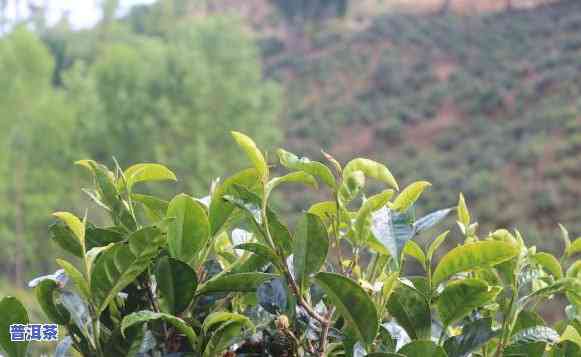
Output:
left=203, top=319, right=249, bottom=357
left=34, top=279, right=69, bottom=325
left=202, top=311, right=253, bottom=334
left=49, top=221, right=83, bottom=257
left=0, top=297, right=29, bottom=357
left=390, top=181, right=431, bottom=213
left=315, top=272, right=379, bottom=345
left=167, top=193, right=210, bottom=264
left=121, top=310, right=198, bottom=349
left=197, top=272, right=278, bottom=295
left=370, top=206, right=414, bottom=267
left=504, top=342, right=546, bottom=357
left=437, top=279, right=501, bottom=327
left=209, top=168, right=260, bottom=236
left=234, top=243, right=281, bottom=268
left=155, top=257, right=198, bottom=315
left=277, top=148, right=336, bottom=188
left=231, top=131, right=268, bottom=179
left=414, top=209, right=453, bottom=235
left=343, top=158, right=399, bottom=191
left=444, top=318, right=498, bottom=357
left=397, top=340, right=448, bottom=357
left=512, top=310, right=546, bottom=336
left=432, top=241, right=519, bottom=286
left=86, top=225, right=124, bottom=248
left=91, top=226, right=164, bottom=313
left=294, top=213, right=329, bottom=288
left=267, top=210, right=294, bottom=255
left=386, top=282, right=431, bottom=340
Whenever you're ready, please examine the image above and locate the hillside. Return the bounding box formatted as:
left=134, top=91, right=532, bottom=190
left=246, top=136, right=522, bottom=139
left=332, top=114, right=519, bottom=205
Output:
left=263, top=0, right=581, bottom=250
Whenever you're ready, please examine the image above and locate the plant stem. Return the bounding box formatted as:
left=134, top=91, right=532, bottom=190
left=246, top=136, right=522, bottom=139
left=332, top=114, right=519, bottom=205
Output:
left=319, top=307, right=335, bottom=355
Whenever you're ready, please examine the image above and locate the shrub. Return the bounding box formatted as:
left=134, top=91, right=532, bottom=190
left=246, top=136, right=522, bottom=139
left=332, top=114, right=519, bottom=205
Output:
left=1, top=132, right=580, bottom=357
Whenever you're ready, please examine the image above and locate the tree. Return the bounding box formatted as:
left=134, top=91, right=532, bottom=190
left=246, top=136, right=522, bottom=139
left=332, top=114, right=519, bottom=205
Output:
left=64, top=16, right=282, bottom=196
left=0, top=28, right=80, bottom=283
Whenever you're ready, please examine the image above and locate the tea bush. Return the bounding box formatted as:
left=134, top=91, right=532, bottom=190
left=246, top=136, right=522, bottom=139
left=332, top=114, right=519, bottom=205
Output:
left=1, top=132, right=580, bottom=357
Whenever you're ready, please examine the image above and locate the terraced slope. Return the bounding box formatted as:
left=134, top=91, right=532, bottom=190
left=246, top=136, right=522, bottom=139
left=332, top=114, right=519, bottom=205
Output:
left=265, top=0, right=581, bottom=249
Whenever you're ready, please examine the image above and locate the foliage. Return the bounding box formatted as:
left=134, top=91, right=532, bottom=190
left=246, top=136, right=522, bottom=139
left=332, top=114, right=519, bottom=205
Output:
left=1, top=132, right=580, bottom=357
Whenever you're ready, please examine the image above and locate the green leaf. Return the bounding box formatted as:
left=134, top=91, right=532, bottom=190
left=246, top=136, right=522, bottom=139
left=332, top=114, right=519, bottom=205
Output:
left=209, top=168, right=260, bottom=236
left=414, top=209, right=453, bottom=234
left=390, top=181, right=431, bottom=213
left=49, top=221, right=83, bottom=257
left=166, top=193, right=210, bottom=264
left=197, top=272, right=278, bottom=295
left=504, top=342, right=546, bottom=357
left=512, top=310, right=546, bottom=336
left=531, top=252, right=563, bottom=279
left=234, top=243, right=281, bottom=268
left=403, top=240, right=427, bottom=270
left=398, top=340, right=448, bottom=357
left=231, top=131, right=268, bottom=179
left=33, top=278, right=69, bottom=325
left=436, top=279, right=502, bottom=327
left=354, top=190, right=395, bottom=244
left=559, top=224, right=571, bottom=255
left=339, top=170, right=366, bottom=205
left=386, top=281, right=431, bottom=340
left=444, top=318, right=498, bottom=357
left=519, top=278, right=581, bottom=307
left=56, top=259, right=90, bottom=300
left=370, top=207, right=414, bottom=267
left=427, top=231, right=449, bottom=262
left=131, top=194, right=169, bottom=222
left=566, top=238, right=581, bottom=257
left=0, top=297, right=29, bottom=357
left=277, top=148, right=336, bottom=188
left=432, top=240, right=519, bottom=286
left=203, top=319, right=251, bottom=357
left=265, top=171, right=318, bottom=201
left=457, top=193, right=470, bottom=226
left=121, top=163, right=176, bottom=190
left=155, top=257, right=197, bottom=315
left=511, top=326, right=560, bottom=344
left=53, top=211, right=85, bottom=249
left=549, top=340, right=581, bottom=357
left=202, top=311, right=253, bottom=334
left=121, top=311, right=198, bottom=349
left=366, top=354, right=405, bottom=357
left=314, top=272, right=378, bottom=345
left=91, top=226, right=164, bottom=314
left=561, top=325, right=581, bottom=347
left=294, top=213, right=329, bottom=288
left=343, top=158, right=399, bottom=191
left=567, top=260, right=581, bottom=279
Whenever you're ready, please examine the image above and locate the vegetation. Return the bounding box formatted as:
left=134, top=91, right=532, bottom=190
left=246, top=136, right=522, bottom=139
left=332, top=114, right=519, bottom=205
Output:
left=1, top=133, right=580, bottom=356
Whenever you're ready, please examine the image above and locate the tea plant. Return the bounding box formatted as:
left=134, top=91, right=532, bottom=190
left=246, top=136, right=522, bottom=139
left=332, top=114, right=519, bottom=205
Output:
left=1, top=132, right=580, bottom=357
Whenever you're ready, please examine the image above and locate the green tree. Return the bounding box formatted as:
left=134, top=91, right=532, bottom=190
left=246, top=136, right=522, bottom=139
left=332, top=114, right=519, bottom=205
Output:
left=0, top=28, right=80, bottom=284
left=64, top=16, right=281, bottom=196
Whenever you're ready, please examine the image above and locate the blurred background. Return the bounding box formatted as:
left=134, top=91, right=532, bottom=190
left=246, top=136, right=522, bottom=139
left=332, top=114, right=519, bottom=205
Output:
left=1, top=0, right=579, bottom=329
